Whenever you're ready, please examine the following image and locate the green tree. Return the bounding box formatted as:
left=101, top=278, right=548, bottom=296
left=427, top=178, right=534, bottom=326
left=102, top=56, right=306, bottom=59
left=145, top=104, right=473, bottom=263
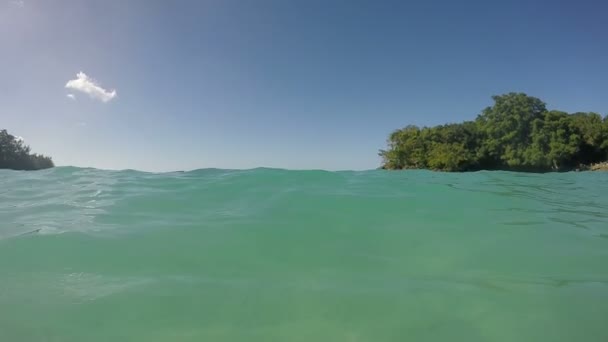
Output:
left=379, top=125, right=428, bottom=169
left=568, top=112, right=606, bottom=165
left=380, top=93, right=608, bottom=172
left=476, top=93, right=546, bottom=170
left=0, top=129, right=54, bottom=170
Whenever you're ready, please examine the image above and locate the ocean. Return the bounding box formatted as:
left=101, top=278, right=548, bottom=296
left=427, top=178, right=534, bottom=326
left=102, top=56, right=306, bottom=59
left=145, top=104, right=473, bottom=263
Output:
left=1, top=167, right=607, bottom=341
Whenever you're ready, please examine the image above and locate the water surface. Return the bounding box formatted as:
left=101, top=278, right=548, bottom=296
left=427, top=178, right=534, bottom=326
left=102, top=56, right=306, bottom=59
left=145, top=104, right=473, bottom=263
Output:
left=1, top=167, right=607, bottom=341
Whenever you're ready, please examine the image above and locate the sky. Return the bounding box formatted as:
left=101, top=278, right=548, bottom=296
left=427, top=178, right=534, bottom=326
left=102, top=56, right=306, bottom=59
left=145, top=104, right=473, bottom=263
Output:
left=1, top=0, right=607, bottom=171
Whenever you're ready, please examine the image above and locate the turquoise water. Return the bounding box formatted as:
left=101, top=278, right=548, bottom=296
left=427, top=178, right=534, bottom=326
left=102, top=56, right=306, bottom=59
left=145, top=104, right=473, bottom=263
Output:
left=1, top=167, right=608, bottom=341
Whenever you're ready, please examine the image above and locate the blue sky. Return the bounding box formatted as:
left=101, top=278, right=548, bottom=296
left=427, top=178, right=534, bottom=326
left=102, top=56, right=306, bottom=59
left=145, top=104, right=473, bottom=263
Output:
left=2, top=0, right=607, bottom=171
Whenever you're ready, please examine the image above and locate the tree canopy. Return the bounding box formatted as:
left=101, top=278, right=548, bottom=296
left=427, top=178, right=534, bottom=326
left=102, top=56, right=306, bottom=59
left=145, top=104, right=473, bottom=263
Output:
left=380, top=93, right=608, bottom=172
left=0, top=129, right=54, bottom=170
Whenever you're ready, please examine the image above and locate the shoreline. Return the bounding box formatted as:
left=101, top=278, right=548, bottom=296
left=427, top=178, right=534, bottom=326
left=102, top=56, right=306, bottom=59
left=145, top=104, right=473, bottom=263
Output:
left=590, top=162, right=608, bottom=171
left=381, top=161, right=608, bottom=173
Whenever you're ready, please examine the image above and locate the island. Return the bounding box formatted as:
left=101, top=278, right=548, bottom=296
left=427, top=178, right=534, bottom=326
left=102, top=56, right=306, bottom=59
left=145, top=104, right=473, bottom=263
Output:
left=0, top=129, right=54, bottom=170
left=379, top=93, right=608, bottom=172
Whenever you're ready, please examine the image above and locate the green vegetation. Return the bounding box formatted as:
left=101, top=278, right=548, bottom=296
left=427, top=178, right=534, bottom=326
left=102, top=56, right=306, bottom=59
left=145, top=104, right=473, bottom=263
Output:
left=0, top=129, right=54, bottom=170
left=380, top=93, right=608, bottom=172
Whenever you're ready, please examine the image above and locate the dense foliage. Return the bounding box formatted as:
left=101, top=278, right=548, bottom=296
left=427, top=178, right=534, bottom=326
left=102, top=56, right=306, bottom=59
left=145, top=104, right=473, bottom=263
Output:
left=380, top=93, right=608, bottom=172
left=0, top=129, right=54, bottom=170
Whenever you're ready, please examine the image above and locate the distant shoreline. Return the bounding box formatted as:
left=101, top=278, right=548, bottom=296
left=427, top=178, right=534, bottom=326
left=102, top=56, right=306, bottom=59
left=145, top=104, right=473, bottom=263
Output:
left=0, top=129, right=54, bottom=171
left=380, top=93, right=608, bottom=173
left=380, top=163, right=608, bottom=173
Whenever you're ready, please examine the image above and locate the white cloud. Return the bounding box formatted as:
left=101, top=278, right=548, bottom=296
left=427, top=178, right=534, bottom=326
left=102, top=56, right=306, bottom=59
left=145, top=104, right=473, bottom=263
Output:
left=10, top=0, right=25, bottom=8
left=65, top=72, right=117, bottom=103
left=67, top=93, right=76, bottom=100
left=15, top=136, right=24, bottom=143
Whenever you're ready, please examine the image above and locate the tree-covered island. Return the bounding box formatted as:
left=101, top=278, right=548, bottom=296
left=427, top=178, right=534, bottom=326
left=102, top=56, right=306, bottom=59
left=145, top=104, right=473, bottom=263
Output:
left=0, top=129, right=54, bottom=170
left=380, top=93, right=608, bottom=172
